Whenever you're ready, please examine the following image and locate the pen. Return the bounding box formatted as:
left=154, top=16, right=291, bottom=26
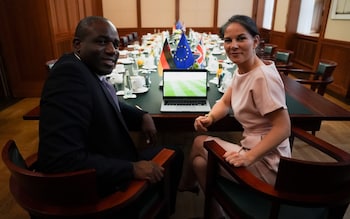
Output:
left=135, top=105, right=142, bottom=110
left=237, top=146, right=244, bottom=153
left=237, top=146, right=251, bottom=153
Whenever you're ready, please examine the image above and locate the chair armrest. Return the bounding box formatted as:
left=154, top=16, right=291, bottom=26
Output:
left=291, top=127, right=350, bottom=162
left=294, top=77, right=333, bottom=85
left=278, top=68, right=315, bottom=75
left=204, top=139, right=350, bottom=205
left=22, top=105, right=40, bottom=120
left=275, top=62, right=293, bottom=68
left=25, top=153, right=38, bottom=167
left=99, top=148, right=175, bottom=208
left=152, top=148, right=175, bottom=167
left=204, top=140, right=277, bottom=198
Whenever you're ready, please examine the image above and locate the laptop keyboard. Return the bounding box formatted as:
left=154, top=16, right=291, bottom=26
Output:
left=164, top=100, right=207, bottom=106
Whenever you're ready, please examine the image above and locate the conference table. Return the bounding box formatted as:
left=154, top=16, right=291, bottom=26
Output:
left=23, top=70, right=350, bottom=133
left=120, top=71, right=350, bottom=132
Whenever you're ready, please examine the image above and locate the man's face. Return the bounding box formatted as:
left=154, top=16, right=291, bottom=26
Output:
left=75, top=20, right=120, bottom=75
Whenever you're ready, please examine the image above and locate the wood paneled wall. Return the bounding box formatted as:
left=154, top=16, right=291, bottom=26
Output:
left=49, top=0, right=103, bottom=58
left=320, top=39, right=350, bottom=98
left=0, top=0, right=102, bottom=97
left=0, top=0, right=52, bottom=97
left=293, top=35, right=318, bottom=68
left=262, top=0, right=350, bottom=100
left=267, top=30, right=350, bottom=99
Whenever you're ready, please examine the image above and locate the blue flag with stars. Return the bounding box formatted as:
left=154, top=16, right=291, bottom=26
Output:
left=175, top=20, right=183, bottom=30
left=174, top=32, right=194, bottom=69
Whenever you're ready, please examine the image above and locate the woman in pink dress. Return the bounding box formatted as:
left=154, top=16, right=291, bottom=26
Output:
left=179, top=15, right=291, bottom=218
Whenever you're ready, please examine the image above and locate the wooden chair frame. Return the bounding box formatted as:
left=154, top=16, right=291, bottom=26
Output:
left=204, top=127, right=350, bottom=219
left=262, top=43, right=278, bottom=59
left=2, top=140, right=174, bottom=219
left=273, top=49, right=294, bottom=69
left=279, top=59, right=337, bottom=96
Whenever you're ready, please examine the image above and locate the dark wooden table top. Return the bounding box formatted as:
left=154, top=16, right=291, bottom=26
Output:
left=281, top=74, right=350, bottom=120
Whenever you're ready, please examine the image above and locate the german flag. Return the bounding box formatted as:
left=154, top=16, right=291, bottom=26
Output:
left=157, top=38, right=176, bottom=76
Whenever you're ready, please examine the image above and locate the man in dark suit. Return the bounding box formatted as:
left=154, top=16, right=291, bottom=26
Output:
left=36, top=16, right=183, bottom=215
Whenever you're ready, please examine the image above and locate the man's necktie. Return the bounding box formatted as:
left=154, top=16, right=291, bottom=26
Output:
left=101, top=77, right=121, bottom=112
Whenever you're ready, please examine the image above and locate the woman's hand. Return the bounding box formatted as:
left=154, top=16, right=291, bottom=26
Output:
left=194, top=114, right=214, bottom=132
left=194, top=92, right=230, bottom=132
left=223, top=150, right=253, bottom=167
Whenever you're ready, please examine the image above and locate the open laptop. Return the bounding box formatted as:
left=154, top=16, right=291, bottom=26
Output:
left=160, top=69, right=211, bottom=112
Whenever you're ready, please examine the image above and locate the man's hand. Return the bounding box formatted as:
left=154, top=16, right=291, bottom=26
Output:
left=132, top=160, right=164, bottom=183
left=141, top=113, right=157, bottom=146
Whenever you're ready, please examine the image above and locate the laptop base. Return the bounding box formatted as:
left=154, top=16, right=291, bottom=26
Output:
left=160, top=100, right=211, bottom=113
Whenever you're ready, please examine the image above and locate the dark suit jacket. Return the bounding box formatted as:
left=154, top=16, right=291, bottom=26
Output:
left=37, top=53, right=146, bottom=194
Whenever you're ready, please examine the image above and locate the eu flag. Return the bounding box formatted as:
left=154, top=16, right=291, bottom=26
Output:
left=175, top=20, right=183, bottom=30
left=174, top=33, right=194, bottom=69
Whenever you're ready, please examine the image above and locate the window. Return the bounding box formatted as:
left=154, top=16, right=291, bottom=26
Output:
left=297, top=0, right=324, bottom=36
left=262, top=0, right=275, bottom=29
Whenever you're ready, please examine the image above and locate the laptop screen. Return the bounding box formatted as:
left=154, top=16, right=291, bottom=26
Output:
left=162, top=69, right=208, bottom=98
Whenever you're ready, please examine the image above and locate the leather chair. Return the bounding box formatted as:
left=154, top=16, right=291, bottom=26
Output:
left=273, top=48, right=294, bottom=69
left=45, top=59, right=57, bottom=69
left=119, top=36, right=129, bottom=50
left=25, top=60, right=56, bottom=121
left=262, top=43, right=278, bottom=60
left=203, top=126, right=350, bottom=219
left=2, top=140, right=174, bottom=219
left=279, top=59, right=337, bottom=96
left=132, top=31, right=139, bottom=44
left=45, top=59, right=57, bottom=73
left=127, top=33, right=134, bottom=44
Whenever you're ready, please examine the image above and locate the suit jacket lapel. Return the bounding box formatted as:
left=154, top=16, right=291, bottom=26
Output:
left=99, top=80, right=130, bottom=132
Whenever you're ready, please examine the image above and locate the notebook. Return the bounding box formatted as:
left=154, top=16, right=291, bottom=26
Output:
left=160, top=69, right=211, bottom=112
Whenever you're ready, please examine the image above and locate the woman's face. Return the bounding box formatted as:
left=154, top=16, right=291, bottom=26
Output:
left=223, top=22, right=259, bottom=66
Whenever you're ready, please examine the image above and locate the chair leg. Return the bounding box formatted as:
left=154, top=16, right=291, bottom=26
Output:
left=289, top=134, right=295, bottom=152
left=328, top=204, right=348, bottom=219
left=204, top=151, right=217, bottom=219
left=155, top=206, right=169, bottom=219
left=30, top=214, right=39, bottom=219
left=269, top=202, right=280, bottom=219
